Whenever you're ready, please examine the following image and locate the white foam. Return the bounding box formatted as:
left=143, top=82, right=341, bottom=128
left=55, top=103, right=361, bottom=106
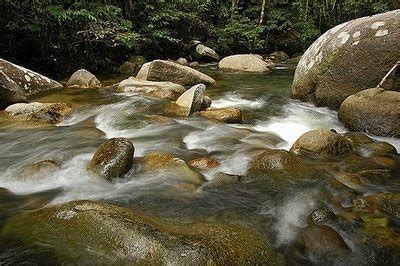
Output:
left=211, top=93, right=265, bottom=109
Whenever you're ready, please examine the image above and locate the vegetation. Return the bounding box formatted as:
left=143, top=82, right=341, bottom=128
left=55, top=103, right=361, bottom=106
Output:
left=0, top=0, right=396, bottom=76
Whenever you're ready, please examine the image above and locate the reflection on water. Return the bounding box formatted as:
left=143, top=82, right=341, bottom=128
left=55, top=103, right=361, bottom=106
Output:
left=0, top=63, right=399, bottom=264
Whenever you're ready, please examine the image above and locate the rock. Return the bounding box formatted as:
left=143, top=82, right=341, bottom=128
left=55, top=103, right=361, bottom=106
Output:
left=218, top=54, right=272, bottom=73
left=66, top=69, right=100, bottom=88
left=0, top=70, right=28, bottom=109
left=292, top=10, right=400, bottom=109
left=201, top=95, right=212, bottom=110
left=338, top=88, right=400, bottom=138
left=267, top=51, right=289, bottom=61
left=296, top=225, right=350, bottom=261
left=117, top=77, right=186, bottom=100
left=200, top=108, right=242, bottom=123
left=0, top=59, right=63, bottom=96
left=175, top=84, right=206, bottom=115
left=144, top=114, right=174, bottom=124
left=117, top=61, right=137, bottom=74
left=187, top=157, right=220, bottom=170
left=343, top=132, right=374, bottom=145
left=189, top=61, right=200, bottom=67
left=5, top=102, right=72, bottom=124
left=0, top=200, right=284, bottom=264
left=19, top=160, right=61, bottom=181
left=249, top=149, right=311, bottom=179
left=188, top=41, right=219, bottom=61
left=136, top=60, right=215, bottom=86
left=141, top=152, right=205, bottom=191
left=359, top=141, right=397, bottom=156
left=88, top=138, right=134, bottom=181
left=290, top=130, right=353, bottom=156
left=353, top=192, right=400, bottom=218
left=127, top=55, right=146, bottom=66
left=176, top=57, right=188, bottom=66
left=307, top=209, right=336, bottom=226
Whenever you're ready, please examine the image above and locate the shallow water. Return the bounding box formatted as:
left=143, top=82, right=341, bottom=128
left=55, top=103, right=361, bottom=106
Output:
left=0, top=62, right=399, bottom=264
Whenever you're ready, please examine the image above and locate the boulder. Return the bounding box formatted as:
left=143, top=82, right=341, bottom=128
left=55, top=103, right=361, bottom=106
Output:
left=176, top=57, right=188, bottom=66
left=88, top=138, right=134, bottom=181
left=117, top=61, right=137, bottom=74
left=175, top=84, right=205, bottom=115
left=0, top=200, right=284, bottom=264
left=218, top=54, right=273, bottom=73
left=343, top=132, right=374, bottom=145
left=200, top=108, right=242, bottom=123
left=292, top=10, right=400, bottom=109
left=249, top=149, right=311, bottom=179
left=295, top=225, right=350, bottom=261
left=187, top=157, right=220, bottom=170
left=136, top=60, right=215, bottom=86
left=338, top=88, right=400, bottom=138
left=267, top=51, right=289, bottom=61
left=117, top=77, right=186, bottom=100
left=290, top=130, right=353, bottom=156
left=189, top=61, right=200, bottom=67
left=127, top=55, right=146, bottom=66
left=5, top=102, right=72, bottom=124
left=18, top=160, right=61, bottom=181
left=66, top=69, right=100, bottom=88
left=0, top=70, right=28, bottom=109
left=188, top=41, right=219, bottom=61
left=201, top=95, right=212, bottom=110
left=141, top=152, right=206, bottom=191
left=0, top=59, right=63, bottom=96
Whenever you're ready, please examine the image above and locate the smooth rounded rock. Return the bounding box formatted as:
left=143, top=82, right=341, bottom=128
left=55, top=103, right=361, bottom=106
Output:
left=5, top=102, right=72, bottom=124
left=66, top=69, right=100, bottom=88
left=200, top=107, right=242, bottom=123
left=218, top=54, right=272, bottom=73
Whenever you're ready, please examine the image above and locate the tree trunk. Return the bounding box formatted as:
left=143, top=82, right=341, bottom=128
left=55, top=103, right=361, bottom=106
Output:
left=259, top=0, right=267, bottom=25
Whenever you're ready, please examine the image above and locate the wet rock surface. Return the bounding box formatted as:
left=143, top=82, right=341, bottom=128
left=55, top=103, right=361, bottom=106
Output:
left=66, top=69, right=100, bottom=88
left=200, top=107, right=243, bottom=123
left=218, top=54, right=273, bottom=73
left=5, top=102, right=72, bottom=124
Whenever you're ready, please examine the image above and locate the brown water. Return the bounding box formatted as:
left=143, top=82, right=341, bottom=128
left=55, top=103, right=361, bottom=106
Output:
left=0, top=62, right=399, bottom=264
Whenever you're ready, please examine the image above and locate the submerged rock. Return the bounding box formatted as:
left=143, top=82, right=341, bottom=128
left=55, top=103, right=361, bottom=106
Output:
left=292, top=10, right=400, bottom=109
left=218, top=54, right=273, bottom=73
left=353, top=192, right=400, bottom=218
left=338, top=88, right=400, bottom=138
left=187, top=157, right=220, bottom=170
left=66, top=69, right=100, bottom=88
left=141, top=152, right=205, bottom=191
left=0, top=59, right=63, bottom=96
left=290, top=130, right=353, bottom=156
left=136, top=60, right=215, bottom=86
left=200, top=107, right=242, bottom=123
left=5, top=102, right=72, bottom=124
left=175, top=83, right=206, bottom=115
left=88, top=138, right=134, bottom=181
left=117, top=77, right=186, bottom=100
left=0, top=200, right=284, bottom=264
left=0, top=70, right=28, bottom=109
left=18, top=160, right=61, bottom=181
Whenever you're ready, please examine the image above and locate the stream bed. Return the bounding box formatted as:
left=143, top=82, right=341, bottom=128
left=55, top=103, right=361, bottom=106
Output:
left=0, top=62, right=399, bottom=264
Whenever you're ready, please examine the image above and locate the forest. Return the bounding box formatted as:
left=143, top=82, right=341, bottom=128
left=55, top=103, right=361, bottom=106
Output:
left=0, top=0, right=395, bottom=77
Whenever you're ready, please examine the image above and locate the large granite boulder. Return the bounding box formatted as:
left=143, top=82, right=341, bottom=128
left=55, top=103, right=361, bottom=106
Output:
left=0, top=59, right=63, bottom=96
left=292, top=10, right=400, bottom=109
left=218, top=54, right=273, bottom=73
left=290, top=130, right=353, bottom=156
left=0, top=200, right=284, bottom=264
left=0, top=70, right=28, bottom=109
left=5, top=102, right=72, bottom=124
left=188, top=40, right=219, bottom=61
left=136, top=60, right=215, bottom=86
left=117, top=77, right=186, bottom=100
left=66, top=69, right=100, bottom=88
left=338, top=88, right=400, bottom=138
left=88, top=138, right=134, bottom=181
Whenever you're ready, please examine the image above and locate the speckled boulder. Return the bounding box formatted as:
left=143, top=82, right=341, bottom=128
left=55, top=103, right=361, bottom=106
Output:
left=292, top=10, right=400, bottom=109
left=0, top=200, right=284, bottom=264
left=88, top=138, right=134, bottom=181
left=338, top=88, right=400, bottom=138
left=5, top=102, right=72, bottom=124
left=290, top=130, right=353, bottom=156
left=0, top=59, right=63, bottom=96
left=0, top=70, right=28, bottom=109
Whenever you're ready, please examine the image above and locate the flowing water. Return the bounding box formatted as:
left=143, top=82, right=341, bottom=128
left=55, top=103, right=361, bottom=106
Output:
left=0, top=62, right=399, bottom=264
